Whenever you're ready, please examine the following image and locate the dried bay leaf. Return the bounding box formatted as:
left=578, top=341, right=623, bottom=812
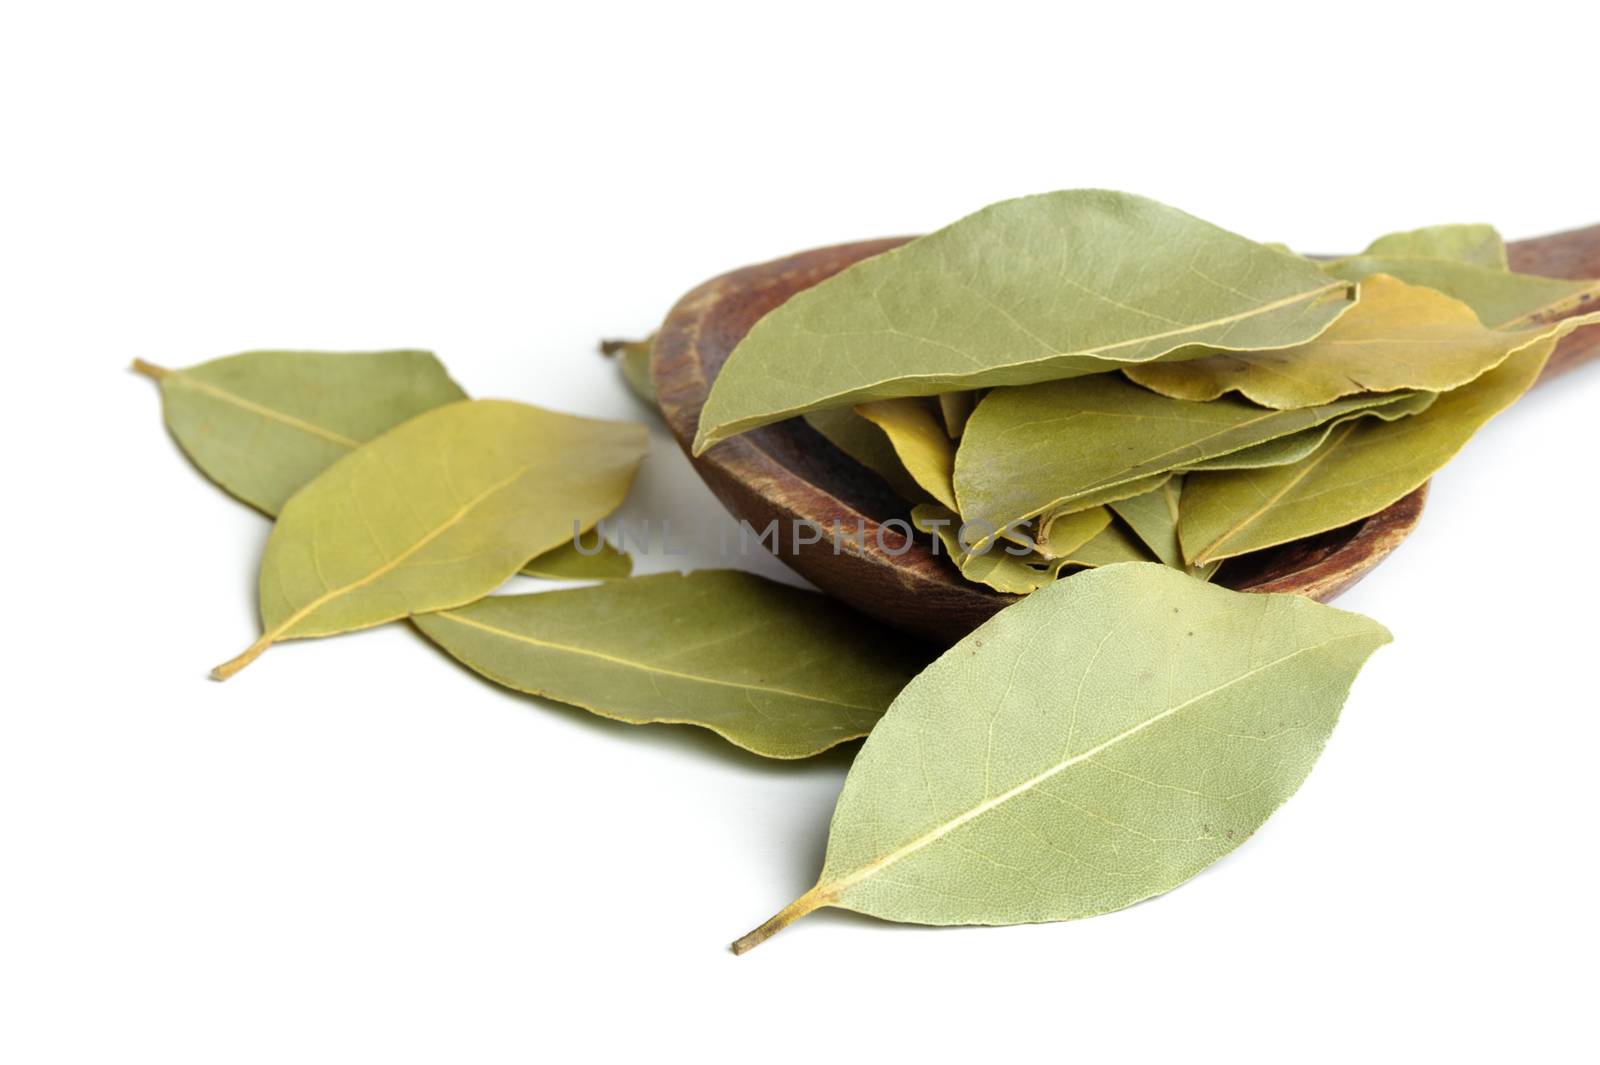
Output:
left=731, top=563, right=1390, bottom=951
left=520, top=538, right=633, bottom=581
left=1326, top=256, right=1600, bottom=329
left=1032, top=474, right=1176, bottom=534
left=953, top=375, right=1410, bottom=541
left=414, top=571, right=927, bottom=759
left=1050, top=519, right=1155, bottom=569
left=693, top=190, right=1354, bottom=452
left=1124, top=275, right=1575, bottom=408
left=1178, top=391, right=1436, bottom=473
left=804, top=407, right=929, bottom=503
left=938, top=391, right=976, bottom=438
left=136, top=352, right=634, bottom=577
left=212, top=399, right=648, bottom=679
left=1108, top=478, right=1186, bottom=567
left=912, top=504, right=1106, bottom=593
left=133, top=350, right=466, bottom=514
left=1356, top=223, right=1507, bottom=269
left=1107, top=479, right=1223, bottom=581
left=1178, top=332, right=1571, bottom=565
left=1031, top=506, right=1113, bottom=559
left=913, top=504, right=1050, bottom=594
left=854, top=397, right=959, bottom=510
left=600, top=336, right=657, bottom=406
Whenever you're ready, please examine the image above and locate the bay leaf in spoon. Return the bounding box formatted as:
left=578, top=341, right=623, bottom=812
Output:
left=1052, top=519, right=1156, bottom=569
left=1124, top=275, right=1574, bottom=408
left=938, top=391, right=976, bottom=438
left=953, top=375, right=1409, bottom=541
left=912, top=504, right=1105, bottom=593
left=133, top=350, right=466, bottom=514
left=1179, top=390, right=1436, bottom=473
left=1108, top=477, right=1187, bottom=567
left=1355, top=223, right=1507, bottom=269
left=1031, top=474, right=1176, bottom=535
left=1325, top=257, right=1600, bottom=329
left=1030, top=505, right=1114, bottom=559
left=731, top=563, right=1389, bottom=952
left=1178, top=328, right=1588, bottom=565
left=1107, top=479, right=1223, bottom=580
left=803, top=407, right=929, bottom=504
left=212, top=399, right=648, bottom=679
left=913, top=504, right=1049, bottom=594
left=692, top=190, right=1354, bottom=452
left=854, top=397, right=959, bottom=510
left=414, top=570, right=926, bottom=759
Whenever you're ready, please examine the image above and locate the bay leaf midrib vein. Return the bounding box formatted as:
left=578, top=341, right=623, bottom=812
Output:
left=429, top=610, right=886, bottom=712
left=267, top=464, right=531, bottom=639
left=171, top=371, right=362, bottom=448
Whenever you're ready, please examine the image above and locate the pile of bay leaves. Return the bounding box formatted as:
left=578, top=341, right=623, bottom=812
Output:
left=136, top=189, right=1599, bottom=954
left=694, top=191, right=1600, bottom=592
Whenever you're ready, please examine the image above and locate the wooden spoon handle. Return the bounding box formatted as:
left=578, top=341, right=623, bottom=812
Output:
left=1507, top=223, right=1600, bottom=382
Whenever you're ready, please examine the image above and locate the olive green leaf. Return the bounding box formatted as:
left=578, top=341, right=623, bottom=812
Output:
left=1107, top=480, right=1223, bottom=580
left=1179, top=391, right=1437, bottom=473
left=1124, top=275, right=1577, bottom=408
left=912, top=504, right=1106, bottom=594
left=692, top=190, right=1354, bottom=452
left=804, top=407, right=929, bottom=503
left=1031, top=505, right=1114, bottom=559
left=731, top=563, right=1390, bottom=952
left=520, top=538, right=633, bottom=581
left=1050, top=519, right=1156, bottom=569
left=1356, top=223, right=1506, bottom=269
left=212, top=400, right=648, bottom=679
left=953, top=375, right=1413, bottom=541
left=413, top=571, right=927, bottom=759
left=1032, top=474, right=1176, bottom=534
left=1109, top=478, right=1187, bottom=567
left=854, top=398, right=958, bottom=510
left=913, top=504, right=1048, bottom=594
left=135, top=352, right=634, bottom=579
left=600, top=336, right=656, bottom=406
left=938, top=391, right=976, bottom=438
left=133, top=350, right=466, bottom=514
left=1325, top=257, right=1600, bottom=329
left=1179, top=333, right=1567, bottom=565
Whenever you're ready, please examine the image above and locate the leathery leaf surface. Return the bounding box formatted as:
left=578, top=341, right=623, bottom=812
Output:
left=732, top=564, right=1389, bottom=951
left=213, top=399, right=647, bottom=678
left=1179, top=334, right=1566, bottom=565
left=1325, top=257, right=1600, bottom=329
left=1123, top=275, right=1575, bottom=408
left=693, top=190, right=1353, bottom=451
left=414, top=571, right=928, bottom=758
left=136, top=349, right=466, bottom=514
left=953, top=374, right=1414, bottom=539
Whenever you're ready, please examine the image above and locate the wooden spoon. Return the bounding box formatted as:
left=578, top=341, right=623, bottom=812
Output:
left=654, top=226, right=1600, bottom=644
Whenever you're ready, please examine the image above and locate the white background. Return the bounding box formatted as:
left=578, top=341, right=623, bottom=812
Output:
left=3, top=3, right=1596, bottom=1061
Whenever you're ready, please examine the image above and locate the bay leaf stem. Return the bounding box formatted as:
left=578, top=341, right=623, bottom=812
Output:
left=131, top=358, right=170, bottom=380
left=730, top=885, right=831, bottom=955
left=211, top=633, right=275, bottom=680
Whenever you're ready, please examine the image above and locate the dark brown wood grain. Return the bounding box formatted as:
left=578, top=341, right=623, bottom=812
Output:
left=654, top=226, right=1600, bottom=644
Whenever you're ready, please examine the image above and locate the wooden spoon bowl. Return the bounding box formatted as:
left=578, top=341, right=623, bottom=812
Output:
left=654, top=226, right=1600, bottom=645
